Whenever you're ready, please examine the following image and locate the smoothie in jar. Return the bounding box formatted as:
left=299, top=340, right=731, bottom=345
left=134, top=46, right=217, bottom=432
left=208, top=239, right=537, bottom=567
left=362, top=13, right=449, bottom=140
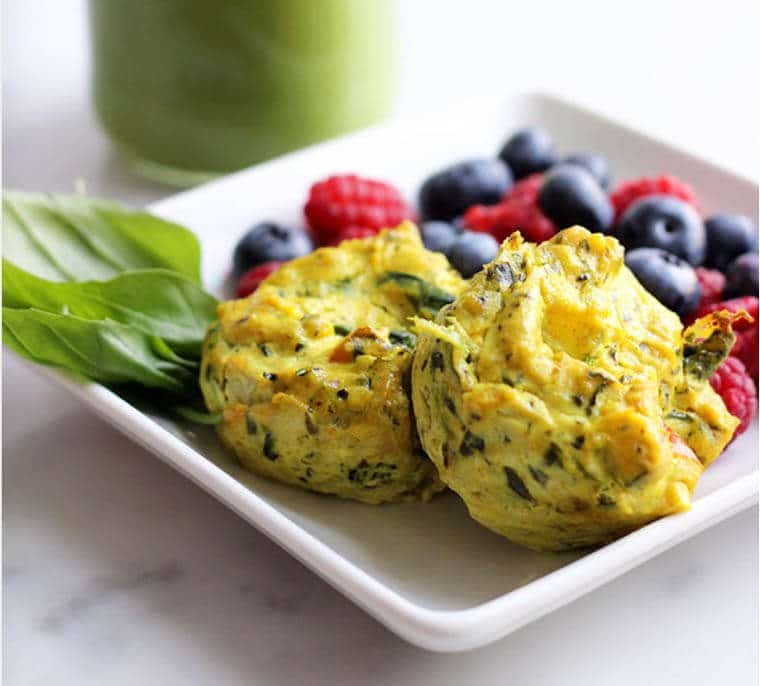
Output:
left=89, top=1, right=397, bottom=185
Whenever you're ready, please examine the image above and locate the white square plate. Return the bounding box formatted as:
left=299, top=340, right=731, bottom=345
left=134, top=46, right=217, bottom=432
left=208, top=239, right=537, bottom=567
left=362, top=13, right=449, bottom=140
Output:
left=17, top=93, right=759, bottom=652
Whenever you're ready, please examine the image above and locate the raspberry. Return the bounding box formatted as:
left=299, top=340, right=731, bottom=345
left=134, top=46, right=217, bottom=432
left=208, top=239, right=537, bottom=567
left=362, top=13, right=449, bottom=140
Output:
left=709, top=356, right=757, bottom=440
left=325, top=225, right=379, bottom=246
left=733, top=326, right=759, bottom=382
left=683, top=268, right=727, bottom=325
left=695, top=268, right=727, bottom=309
left=508, top=173, right=545, bottom=203
left=694, top=296, right=759, bottom=381
left=465, top=202, right=556, bottom=243
left=304, top=174, right=414, bottom=246
left=236, top=261, right=283, bottom=298
left=463, top=174, right=556, bottom=243
left=610, top=175, right=700, bottom=222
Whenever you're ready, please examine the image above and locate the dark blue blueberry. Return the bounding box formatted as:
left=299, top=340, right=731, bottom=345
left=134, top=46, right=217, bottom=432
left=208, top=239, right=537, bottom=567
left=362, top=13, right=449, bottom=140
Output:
left=625, top=248, right=701, bottom=317
left=498, top=127, right=557, bottom=179
left=703, top=213, right=758, bottom=272
left=616, top=195, right=705, bottom=266
left=537, top=165, right=613, bottom=233
left=561, top=152, right=611, bottom=189
left=233, top=222, right=313, bottom=276
left=723, top=252, right=759, bottom=298
left=418, top=158, right=513, bottom=221
left=447, top=231, right=499, bottom=278
left=419, top=221, right=461, bottom=254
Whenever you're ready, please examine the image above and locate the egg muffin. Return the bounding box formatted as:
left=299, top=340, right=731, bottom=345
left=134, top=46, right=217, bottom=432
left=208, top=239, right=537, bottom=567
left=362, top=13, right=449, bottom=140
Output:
left=412, top=226, right=740, bottom=551
left=201, top=223, right=465, bottom=503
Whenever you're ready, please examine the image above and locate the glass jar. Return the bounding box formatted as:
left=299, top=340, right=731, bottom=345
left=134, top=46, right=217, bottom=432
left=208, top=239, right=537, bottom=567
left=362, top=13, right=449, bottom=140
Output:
left=89, top=1, right=398, bottom=186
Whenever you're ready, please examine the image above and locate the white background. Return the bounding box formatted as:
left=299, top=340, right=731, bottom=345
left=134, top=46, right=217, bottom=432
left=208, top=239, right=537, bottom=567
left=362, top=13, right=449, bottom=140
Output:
left=3, top=1, right=759, bottom=684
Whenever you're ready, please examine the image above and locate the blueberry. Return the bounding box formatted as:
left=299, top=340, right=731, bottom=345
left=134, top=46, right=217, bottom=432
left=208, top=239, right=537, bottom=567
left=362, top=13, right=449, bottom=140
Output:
left=447, top=231, right=499, bottom=278
left=419, top=221, right=461, bottom=254
left=625, top=248, right=701, bottom=317
left=616, top=195, right=705, bottom=265
left=233, top=222, right=313, bottom=276
left=418, top=158, right=513, bottom=221
left=703, top=213, right=758, bottom=271
left=451, top=216, right=468, bottom=232
left=561, top=152, right=611, bottom=189
left=498, top=127, right=557, bottom=179
left=537, top=165, right=613, bottom=233
left=723, top=252, right=759, bottom=298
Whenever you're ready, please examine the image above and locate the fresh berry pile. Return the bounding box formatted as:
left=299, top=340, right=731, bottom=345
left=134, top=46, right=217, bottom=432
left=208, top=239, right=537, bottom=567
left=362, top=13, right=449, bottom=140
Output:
left=227, top=126, right=759, bottom=440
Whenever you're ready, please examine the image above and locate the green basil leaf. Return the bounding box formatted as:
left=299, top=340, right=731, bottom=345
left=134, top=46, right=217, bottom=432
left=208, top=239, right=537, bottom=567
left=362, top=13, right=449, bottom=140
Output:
left=149, top=335, right=200, bottom=368
left=3, top=307, right=197, bottom=395
left=3, top=261, right=217, bottom=358
left=2, top=191, right=202, bottom=283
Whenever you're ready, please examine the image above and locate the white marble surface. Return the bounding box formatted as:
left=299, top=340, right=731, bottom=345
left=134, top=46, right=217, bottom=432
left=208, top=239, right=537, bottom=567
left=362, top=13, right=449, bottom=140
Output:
left=3, top=1, right=759, bottom=684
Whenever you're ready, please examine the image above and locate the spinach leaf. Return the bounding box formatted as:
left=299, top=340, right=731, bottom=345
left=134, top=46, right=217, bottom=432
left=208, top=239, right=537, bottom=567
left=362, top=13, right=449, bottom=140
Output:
left=3, top=307, right=197, bottom=395
left=2, top=192, right=202, bottom=284
left=3, top=261, right=217, bottom=357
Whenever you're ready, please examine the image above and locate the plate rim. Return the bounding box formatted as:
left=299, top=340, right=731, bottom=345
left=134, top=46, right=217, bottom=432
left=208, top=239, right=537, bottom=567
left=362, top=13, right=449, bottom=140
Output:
left=17, top=357, right=760, bottom=652
left=147, top=90, right=757, bottom=223
left=8, top=90, right=759, bottom=652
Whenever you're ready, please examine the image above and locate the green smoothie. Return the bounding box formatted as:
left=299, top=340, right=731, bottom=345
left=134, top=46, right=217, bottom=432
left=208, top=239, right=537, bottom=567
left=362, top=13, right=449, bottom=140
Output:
left=89, top=1, right=397, bottom=185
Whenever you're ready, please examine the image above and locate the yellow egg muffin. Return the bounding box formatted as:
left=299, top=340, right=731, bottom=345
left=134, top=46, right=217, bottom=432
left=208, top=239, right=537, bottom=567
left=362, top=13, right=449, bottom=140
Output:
left=411, top=226, right=739, bottom=551
left=201, top=222, right=465, bottom=503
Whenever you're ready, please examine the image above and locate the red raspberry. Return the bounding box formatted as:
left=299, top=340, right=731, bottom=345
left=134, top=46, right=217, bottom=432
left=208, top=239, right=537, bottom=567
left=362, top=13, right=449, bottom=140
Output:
left=304, top=174, right=414, bottom=246
left=464, top=174, right=556, bottom=243
left=693, top=296, right=759, bottom=381
left=733, top=326, right=759, bottom=382
left=709, top=356, right=757, bottom=440
left=236, top=261, right=283, bottom=298
left=465, top=202, right=556, bottom=243
left=683, top=268, right=727, bottom=325
left=610, top=175, right=700, bottom=222
left=695, top=268, right=727, bottom=309
left=325, top=225, right=379, bottom=246
left=508, top=173, right=545, bottom=203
